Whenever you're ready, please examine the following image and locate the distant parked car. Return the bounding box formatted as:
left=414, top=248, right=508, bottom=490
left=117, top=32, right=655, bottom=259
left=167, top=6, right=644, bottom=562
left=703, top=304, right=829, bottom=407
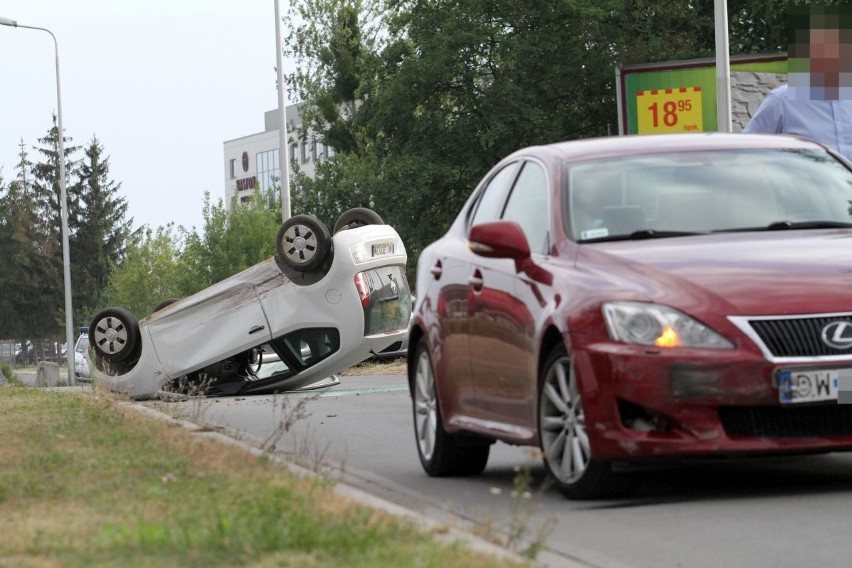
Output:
left=87, top=208, right=411, bottom=399
left=74, top=328, right=90, bottom=380
left=409, top=133, right=852, bottom=500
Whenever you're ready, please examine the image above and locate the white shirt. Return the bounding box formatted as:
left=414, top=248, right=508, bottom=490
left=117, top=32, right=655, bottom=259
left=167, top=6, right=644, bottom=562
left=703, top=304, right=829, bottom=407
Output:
left=744, top=84, right=852, bottom=161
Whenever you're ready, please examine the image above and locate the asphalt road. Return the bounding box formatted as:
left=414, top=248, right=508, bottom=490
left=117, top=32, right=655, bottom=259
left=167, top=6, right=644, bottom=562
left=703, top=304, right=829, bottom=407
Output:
left=143, top=373, right=852, bottom=568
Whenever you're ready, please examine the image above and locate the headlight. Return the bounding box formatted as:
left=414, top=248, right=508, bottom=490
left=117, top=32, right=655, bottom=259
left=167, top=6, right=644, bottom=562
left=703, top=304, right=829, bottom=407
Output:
left=602, top=302, right=733, bottom=349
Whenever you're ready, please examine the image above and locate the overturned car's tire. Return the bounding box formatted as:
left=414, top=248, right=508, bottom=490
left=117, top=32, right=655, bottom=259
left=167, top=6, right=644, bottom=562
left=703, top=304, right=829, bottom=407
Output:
left=152, top=297, right=180, bottom=313
left=90, top=307, right=140, bottom=363
left=333, top=207, right=384, bottom=234
left=276, top=214, right=331, bottom=273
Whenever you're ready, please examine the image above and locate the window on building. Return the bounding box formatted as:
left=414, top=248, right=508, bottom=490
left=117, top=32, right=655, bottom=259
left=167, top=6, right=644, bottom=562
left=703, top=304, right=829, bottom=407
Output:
left=301, top=140, right=308, bottom=164
left=256, top=149, right=280, bottom=193
left=229, top=159, right=237, bottom=179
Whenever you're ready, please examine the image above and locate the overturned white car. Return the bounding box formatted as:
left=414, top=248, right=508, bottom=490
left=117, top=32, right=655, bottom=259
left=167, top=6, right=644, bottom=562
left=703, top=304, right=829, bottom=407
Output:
left=86, top=209, right=411, bottom=399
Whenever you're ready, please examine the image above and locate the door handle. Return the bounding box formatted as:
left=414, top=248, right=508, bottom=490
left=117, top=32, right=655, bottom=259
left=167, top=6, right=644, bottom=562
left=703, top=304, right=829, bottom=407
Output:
left=430, top=261, right=443, bottom=279
left=468, top=270, right=483, bottom=292
left=249, top=325, right=266, bottom=335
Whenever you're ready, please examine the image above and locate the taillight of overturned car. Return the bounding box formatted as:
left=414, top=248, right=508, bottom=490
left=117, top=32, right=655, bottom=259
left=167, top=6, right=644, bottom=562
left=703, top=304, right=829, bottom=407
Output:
left=354, top=272, right=371, bottom=310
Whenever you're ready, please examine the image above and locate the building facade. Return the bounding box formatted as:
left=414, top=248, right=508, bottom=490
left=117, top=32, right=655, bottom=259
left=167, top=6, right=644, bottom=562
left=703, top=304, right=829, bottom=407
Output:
left=223, top=104, right=333, bottom=210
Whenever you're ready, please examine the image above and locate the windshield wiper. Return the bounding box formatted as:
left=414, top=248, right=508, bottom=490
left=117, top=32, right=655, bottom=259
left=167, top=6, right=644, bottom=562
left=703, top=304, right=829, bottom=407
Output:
left=581, top=229, right=706, bottom=243
left=765, top=220, right=852, bottom=230
left=717, top=220, right=852, bottom=233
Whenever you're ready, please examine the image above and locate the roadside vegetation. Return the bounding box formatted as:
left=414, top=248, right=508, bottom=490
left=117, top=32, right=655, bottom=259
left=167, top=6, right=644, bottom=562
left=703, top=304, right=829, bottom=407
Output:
left=0, top=380, right=526, bottom=568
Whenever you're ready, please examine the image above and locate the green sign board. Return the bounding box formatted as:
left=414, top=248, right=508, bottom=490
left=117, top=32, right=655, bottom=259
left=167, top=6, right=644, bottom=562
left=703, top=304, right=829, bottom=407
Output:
left=616, top=54, right=788, bottom=135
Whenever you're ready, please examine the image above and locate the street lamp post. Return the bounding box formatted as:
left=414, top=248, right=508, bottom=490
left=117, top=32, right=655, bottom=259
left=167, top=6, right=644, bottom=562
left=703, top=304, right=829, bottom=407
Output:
left=1, top=17, right=75, bottom=384
left=274, top=0, right=291, bottom=222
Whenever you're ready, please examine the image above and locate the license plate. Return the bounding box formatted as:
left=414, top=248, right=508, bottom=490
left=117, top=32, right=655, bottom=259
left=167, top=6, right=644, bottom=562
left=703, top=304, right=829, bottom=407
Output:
left=372, top=242, right=394, bottom=257
left=776, top=368, right=845, bottom=404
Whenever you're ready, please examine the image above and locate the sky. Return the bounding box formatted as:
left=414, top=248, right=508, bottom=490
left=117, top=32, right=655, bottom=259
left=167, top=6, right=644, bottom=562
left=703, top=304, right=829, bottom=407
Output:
left=0, top=1, right=292, bottom=232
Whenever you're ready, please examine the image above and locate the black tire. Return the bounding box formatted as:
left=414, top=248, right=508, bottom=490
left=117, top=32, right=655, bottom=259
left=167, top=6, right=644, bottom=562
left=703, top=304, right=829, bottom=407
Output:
left=411, top=337, right=490, bottom=476
left=89, top=307, right=140, bottom=363
left=333, top=207, right=384, bottom=234
left=276, top=214, right=332, bottom=273
left=538, top=344, right=639, bottom=499
left=152, top=297, right=180, bottom=313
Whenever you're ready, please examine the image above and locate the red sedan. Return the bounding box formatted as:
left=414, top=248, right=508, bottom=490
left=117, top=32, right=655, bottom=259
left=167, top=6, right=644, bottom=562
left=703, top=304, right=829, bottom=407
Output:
left=407, top=133, right=852, bottom=499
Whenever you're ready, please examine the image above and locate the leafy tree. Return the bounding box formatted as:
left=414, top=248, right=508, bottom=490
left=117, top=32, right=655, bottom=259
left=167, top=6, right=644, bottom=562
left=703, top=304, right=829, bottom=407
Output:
left=181, top=187, right=281, bottom=287
left=72, top=136, right=133, bottom=326
left=97, top=224, right=189, bottom=318
left=101, top=188, right=282, bottom=318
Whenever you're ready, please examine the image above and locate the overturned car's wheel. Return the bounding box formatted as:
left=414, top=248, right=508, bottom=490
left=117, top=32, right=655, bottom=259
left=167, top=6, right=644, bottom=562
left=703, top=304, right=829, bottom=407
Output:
left=412, top=337, right=490, bottom=476
left=90, top=307, right=140, bottom=363
left=538, top=344, right=639, bottom=499
left=276, top=214, right=331, bottom=273
left=333, top=207, right=384, bottom=234
left=152, top=297, right=180, bottom=313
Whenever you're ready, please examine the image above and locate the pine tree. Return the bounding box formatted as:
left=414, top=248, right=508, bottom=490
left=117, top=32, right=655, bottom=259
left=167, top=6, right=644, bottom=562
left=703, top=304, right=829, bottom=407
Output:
left=28, top=114, right=80, bottom=340
left=72, top=136, right=132, bottom=322
left=0, top=141, right=57, bottom=340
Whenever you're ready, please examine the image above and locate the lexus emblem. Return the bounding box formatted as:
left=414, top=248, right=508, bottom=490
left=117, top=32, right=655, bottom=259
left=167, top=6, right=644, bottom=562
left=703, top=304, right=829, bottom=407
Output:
left=821, top=321, right=852, bottom=350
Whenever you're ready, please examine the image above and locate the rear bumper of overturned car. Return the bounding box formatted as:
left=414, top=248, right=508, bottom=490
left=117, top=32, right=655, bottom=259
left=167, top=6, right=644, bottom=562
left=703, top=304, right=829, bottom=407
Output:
left=573, top=337, right=852, bottom=461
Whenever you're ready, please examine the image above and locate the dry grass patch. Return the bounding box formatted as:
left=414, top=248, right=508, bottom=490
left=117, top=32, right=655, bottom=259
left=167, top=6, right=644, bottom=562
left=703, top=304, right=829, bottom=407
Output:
left=0, top=385, right=528, bottom=568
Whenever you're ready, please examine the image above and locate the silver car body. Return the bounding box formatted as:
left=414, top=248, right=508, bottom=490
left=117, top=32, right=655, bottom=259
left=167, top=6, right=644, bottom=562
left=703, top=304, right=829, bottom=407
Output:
left=87, top=223, right=409, bottom=399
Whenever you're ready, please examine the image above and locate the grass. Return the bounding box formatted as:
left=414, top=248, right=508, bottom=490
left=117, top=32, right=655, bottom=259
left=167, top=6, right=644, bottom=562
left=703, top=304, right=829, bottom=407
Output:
left=340, top=357, right=406, bottom=376
left=0, top=380, right=528, bottom=568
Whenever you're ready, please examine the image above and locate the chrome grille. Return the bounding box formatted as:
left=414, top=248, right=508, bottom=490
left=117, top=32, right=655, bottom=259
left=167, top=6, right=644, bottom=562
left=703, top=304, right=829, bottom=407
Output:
left=746, top=314, right=852, bottom=358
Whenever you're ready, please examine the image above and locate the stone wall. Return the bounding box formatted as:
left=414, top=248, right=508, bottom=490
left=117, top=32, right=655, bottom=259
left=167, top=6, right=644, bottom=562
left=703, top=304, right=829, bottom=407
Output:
left=731, top=71, right=788, bottom=132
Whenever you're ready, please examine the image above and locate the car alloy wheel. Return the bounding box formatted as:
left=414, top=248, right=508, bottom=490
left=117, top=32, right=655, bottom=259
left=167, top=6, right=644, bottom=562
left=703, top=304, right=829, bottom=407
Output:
left=89, top=307, right=140, bottom=363
left=412, top=338, right=490, bottom=476
left=538, top=344, right=638, bottom=499
left=276, top=214, right=331, bottom=273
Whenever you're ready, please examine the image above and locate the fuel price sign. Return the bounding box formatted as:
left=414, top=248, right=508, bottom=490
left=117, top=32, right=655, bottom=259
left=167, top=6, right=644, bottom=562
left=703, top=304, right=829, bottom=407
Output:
left=636, top=87, right=703, bottom=134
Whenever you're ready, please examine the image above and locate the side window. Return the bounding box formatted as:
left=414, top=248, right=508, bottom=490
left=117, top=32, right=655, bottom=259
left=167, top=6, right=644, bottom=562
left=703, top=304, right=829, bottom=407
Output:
left=502, top=162, right=550, bottom=255
left=469, top=162, right=521, bottom=228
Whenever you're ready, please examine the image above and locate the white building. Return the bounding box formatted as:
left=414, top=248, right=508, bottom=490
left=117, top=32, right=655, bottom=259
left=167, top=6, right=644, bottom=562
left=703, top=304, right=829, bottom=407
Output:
left=223, top=105, right=333, bottom=210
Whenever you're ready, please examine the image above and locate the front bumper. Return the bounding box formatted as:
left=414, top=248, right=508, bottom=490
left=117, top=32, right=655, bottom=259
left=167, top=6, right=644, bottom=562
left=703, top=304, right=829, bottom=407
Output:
left=574, top=337, right=852, bottom=461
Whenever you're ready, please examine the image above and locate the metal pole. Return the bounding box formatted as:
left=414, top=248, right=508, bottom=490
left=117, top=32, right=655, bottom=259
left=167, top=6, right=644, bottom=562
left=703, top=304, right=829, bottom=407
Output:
left=714, top=0, right=732, bottom=132
left=0, top=17, right=75, bottom=383
left=274, top=0, right=291, bottom=221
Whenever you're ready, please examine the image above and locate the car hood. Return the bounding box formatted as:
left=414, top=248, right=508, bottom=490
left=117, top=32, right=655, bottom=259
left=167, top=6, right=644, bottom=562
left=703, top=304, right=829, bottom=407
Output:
left=576, top=229, right=852, bottom=316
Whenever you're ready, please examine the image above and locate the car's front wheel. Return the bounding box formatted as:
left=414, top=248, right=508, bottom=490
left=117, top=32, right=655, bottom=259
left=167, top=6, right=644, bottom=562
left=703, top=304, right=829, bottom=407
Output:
left=276, top=214, right=331, bottom=273
left=89, top=307, right=140, bottom=363
left=538, top=344, right=639, bottom=499
left=412, top=337, right=490, bottom=476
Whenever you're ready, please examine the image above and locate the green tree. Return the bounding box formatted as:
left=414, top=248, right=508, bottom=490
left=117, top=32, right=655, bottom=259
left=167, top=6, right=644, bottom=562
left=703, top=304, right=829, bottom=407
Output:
left=98, top=224, right=189, bottom=318
left=0, top=140, right=57, bottom=341
left=29, top=115, right=81, bottom=334
left=100, top=189, right=282, bottom=318
left=72, top=136, right=133, bottom=326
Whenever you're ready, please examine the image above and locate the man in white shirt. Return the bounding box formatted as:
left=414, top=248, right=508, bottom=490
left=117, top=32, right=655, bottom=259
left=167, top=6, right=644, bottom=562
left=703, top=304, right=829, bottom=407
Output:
left=744, top=6, right=852, bottom=161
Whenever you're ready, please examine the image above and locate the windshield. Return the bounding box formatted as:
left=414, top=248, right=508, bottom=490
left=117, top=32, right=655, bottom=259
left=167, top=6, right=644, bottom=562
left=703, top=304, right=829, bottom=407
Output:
left=565, top=149, right=852, bottom=242
left=75, top=335, right=89, bottom=354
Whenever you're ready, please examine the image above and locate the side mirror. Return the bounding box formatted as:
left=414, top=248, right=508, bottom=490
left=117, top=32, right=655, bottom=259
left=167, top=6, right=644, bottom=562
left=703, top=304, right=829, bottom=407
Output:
left=468, top=221, right=531, bottom=265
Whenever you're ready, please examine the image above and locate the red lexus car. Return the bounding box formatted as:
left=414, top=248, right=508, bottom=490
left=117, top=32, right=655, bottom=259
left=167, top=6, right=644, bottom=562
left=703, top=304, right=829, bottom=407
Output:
left=407, top=133, right=852, bottom=499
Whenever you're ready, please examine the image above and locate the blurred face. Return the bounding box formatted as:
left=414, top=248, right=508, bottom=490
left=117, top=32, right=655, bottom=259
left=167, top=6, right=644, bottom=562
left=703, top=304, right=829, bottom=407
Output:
left=810, top=27, right=841, bottom=94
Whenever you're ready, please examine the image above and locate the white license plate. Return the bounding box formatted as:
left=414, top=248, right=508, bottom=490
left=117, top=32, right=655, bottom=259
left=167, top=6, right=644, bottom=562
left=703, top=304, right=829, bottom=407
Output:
left=372, top=242, right=394, bottom=257
left=777, top=368, right=845, bottom=404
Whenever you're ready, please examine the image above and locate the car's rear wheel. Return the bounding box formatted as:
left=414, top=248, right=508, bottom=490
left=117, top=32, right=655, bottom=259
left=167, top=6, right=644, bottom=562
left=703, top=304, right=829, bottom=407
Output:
left=333, top=207, right=384, bottom=234
left=412, top=338, right=490, bottom=476
left=90, top=307, right=140, bottom=363
left=276, top=214, right=331, bottom=273
left=538, top=344, right=639, bottom=499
